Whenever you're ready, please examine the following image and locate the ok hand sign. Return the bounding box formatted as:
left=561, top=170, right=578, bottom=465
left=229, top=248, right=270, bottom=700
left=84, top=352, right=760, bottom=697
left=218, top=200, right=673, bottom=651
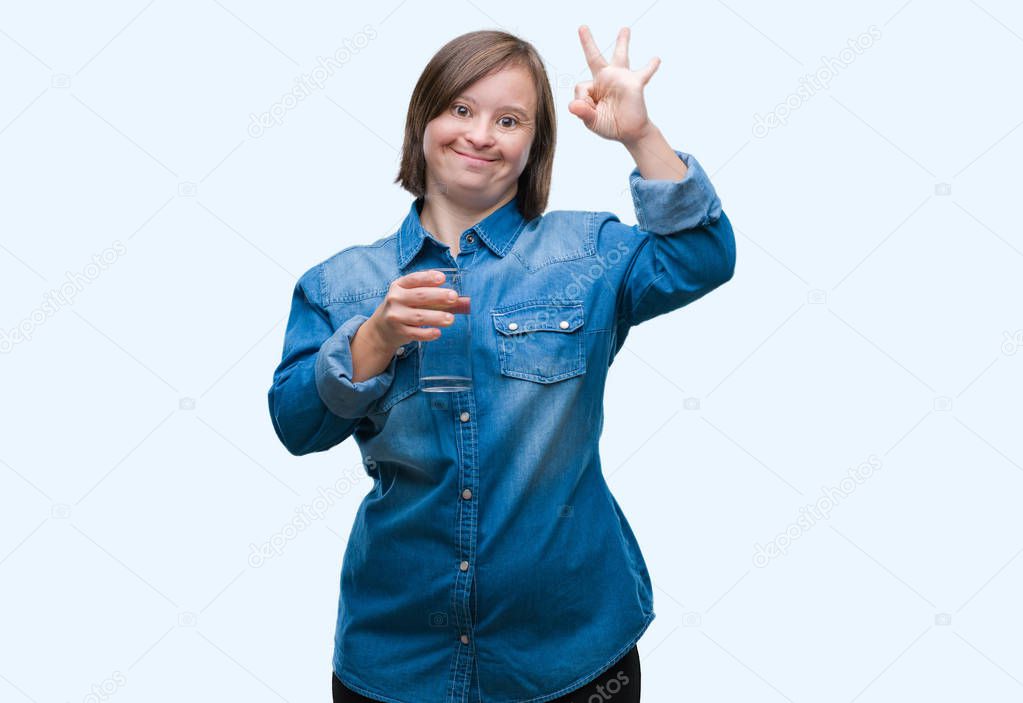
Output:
left=568, top=26, right=661, bottom=147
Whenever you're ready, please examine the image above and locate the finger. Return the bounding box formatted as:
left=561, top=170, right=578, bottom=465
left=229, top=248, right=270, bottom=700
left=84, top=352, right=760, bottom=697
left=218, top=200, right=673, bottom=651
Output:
left=397, top=322, right=444, bottom=341
left=397, top=269, right=448, bottom=289
left=578, top=25, right=607, bottom=78
left=401, top=285, right=466, bottom=312
left=637, top=56, right=660, bottom=86
left=573, top=80, right=594, bottom=103
left=390, top=273, right=459, bottom=308
left=392, top=296, right=470, bottom=342
left=394, top=303, right=457, bottom=332
left=611, top=26, right=629, bottom=68
left=448, top=295, right=471, bottom=316
left=568, top=98, right=597, bottom=129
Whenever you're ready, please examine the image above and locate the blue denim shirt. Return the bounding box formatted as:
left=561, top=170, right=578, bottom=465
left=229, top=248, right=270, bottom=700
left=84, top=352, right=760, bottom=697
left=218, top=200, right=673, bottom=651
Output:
left=268, top=150, right=735, bottom=703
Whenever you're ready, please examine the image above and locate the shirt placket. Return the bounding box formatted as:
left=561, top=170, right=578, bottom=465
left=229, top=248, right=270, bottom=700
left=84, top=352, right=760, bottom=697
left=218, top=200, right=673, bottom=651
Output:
left=447, top=380, right=479, bottom=702
left=435, top=234, right=482, bottom=703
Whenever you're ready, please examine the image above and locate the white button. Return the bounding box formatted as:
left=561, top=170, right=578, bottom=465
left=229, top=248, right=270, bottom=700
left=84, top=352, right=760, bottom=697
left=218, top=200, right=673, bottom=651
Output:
left=460, top=560, right=469, bottom=571
left=559, top=320, right=569, bottom=329
left=460, top=411, right=470, bottom=422
left=396, top=346, right=405, bottom=356
left=508, top=322, right=518, bottom=331
left=460, top=634, right=470, bottom=645
left=462, top=488, right=472, bottom=499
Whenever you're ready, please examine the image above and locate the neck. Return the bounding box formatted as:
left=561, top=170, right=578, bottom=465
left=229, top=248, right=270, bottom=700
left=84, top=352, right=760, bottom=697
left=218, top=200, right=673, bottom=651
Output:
left=419, top=189, right=516, bottom=250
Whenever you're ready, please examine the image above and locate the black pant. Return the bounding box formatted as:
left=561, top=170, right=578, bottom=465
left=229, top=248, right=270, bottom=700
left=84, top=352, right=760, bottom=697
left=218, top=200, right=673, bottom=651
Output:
left=333, top=644, right=640, bottom=702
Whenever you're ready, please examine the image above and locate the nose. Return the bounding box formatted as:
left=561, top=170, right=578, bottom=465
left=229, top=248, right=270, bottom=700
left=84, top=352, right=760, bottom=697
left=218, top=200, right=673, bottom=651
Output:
left=464, top=117, right=495, bottom=149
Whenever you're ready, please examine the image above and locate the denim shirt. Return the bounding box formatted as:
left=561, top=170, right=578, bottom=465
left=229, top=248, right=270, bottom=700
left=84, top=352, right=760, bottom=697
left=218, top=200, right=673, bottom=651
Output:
left=268, top=149, right=735, bottom=703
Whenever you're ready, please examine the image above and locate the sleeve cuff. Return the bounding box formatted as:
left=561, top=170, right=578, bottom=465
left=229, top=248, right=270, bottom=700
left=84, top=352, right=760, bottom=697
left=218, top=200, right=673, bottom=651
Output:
left=314, top=314, right=398, bottom=419
left=628, top=150, right=722, bottom=234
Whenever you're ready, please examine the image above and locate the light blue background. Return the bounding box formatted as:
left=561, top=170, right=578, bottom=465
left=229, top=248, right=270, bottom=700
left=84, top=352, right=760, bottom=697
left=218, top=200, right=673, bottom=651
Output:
left=2, top=1, right=1021, bottom=701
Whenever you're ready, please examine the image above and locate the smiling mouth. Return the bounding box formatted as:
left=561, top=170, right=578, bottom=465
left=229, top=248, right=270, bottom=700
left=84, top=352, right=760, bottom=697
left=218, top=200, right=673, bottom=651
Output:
left=451, top=148, right=497, bottom=165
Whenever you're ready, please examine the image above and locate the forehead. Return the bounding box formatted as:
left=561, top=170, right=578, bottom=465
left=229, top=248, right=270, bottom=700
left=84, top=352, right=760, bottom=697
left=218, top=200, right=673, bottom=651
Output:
left=457, top=64, right=537, bottom=113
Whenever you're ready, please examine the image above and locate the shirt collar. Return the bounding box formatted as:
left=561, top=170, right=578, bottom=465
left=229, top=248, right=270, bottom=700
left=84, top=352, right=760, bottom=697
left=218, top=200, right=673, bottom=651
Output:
left=397, top=195, right=526, bottom=270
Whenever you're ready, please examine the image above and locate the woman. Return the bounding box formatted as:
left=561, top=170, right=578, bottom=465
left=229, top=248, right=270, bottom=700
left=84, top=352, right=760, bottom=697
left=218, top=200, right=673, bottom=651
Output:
left=268, top=26, right=736, bottom=703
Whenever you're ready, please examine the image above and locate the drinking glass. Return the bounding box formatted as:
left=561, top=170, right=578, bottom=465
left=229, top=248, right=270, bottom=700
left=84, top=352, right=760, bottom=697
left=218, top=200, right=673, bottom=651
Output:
left=418, top=267, right=472, bottom=392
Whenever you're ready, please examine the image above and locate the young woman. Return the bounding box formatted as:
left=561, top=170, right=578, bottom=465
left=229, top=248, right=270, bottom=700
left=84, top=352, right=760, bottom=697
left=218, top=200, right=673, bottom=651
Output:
left=268, top=26, right=736, bottom=703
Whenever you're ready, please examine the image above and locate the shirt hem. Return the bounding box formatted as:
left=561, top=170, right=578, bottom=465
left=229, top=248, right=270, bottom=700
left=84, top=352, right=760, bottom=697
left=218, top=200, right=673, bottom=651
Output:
left=333, top=668, right=411, bottom=703
left=331, top=609, right=654, bottom=703
left=495, top=609, right=656, bottom=703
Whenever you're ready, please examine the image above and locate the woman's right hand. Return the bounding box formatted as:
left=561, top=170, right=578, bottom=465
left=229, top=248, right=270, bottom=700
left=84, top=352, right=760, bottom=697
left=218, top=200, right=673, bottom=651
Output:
left=364, top=269, right=470, bottom=351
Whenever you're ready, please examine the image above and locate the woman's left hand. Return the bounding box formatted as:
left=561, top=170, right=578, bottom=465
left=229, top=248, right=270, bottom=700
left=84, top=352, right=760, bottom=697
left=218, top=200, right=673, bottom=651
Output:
left=568, top=26, right=661, bottom=146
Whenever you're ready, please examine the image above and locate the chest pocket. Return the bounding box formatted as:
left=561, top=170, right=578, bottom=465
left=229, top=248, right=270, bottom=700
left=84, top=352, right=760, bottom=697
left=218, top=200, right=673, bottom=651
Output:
left=369, top=340, right=420, bottom=414
left=491, top=300, right=586, bottom=383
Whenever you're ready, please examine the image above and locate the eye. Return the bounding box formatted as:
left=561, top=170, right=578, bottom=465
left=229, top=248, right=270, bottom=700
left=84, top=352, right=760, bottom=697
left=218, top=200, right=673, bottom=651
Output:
left=452, top=103, right=470, bottom=117
left=499, top=116, right=519, bottom=129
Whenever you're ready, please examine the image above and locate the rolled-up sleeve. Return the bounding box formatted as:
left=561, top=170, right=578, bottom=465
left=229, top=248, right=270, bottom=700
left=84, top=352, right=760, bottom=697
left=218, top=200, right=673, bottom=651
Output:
left=629, top=149, right=722, bottom=233
left=315, top=313, right=397, bottom=419
left=600, top=149, right=736, bottom=331
left=267, top=266, right=396, bottom=455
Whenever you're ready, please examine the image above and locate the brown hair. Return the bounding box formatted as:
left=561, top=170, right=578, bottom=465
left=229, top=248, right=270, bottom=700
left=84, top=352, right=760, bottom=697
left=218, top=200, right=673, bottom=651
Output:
left=394, top=30, right=556, bottom=222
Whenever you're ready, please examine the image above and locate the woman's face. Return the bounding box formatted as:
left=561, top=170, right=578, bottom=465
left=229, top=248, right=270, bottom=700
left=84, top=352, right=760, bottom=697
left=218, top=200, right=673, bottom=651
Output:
left=422, top=63, right=537, bottom=209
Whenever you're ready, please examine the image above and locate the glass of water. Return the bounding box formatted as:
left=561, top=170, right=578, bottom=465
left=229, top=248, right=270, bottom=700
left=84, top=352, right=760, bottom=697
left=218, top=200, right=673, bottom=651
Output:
left=419, top=267, right=472, bottom=392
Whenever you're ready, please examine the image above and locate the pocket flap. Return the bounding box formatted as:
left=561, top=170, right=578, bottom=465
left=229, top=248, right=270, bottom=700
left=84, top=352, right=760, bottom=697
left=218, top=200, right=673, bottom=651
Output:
left=491, top=301, right=584, bottom=336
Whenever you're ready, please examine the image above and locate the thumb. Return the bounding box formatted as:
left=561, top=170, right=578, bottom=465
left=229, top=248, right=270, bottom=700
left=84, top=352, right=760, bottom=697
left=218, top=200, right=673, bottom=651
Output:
left=568, top=99, right=597, bottom=129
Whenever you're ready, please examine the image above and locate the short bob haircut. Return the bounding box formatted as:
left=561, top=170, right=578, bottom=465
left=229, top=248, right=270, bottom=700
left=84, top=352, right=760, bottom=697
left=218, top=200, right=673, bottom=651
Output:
left=394, top=30, right=556, bottom=222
